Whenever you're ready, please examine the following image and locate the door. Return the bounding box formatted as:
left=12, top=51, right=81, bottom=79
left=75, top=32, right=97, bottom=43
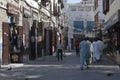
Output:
left=2, top=22, right=10, bottom=65
left=17, top=26, right=23, bottom=62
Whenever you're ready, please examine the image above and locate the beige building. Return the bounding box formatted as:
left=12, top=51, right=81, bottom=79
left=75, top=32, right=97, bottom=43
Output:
left=0, top=0, right=64, bottom=66
left=0, top=0, right=21, bottom=65
left=62, top=0, right=94, bottom=50
left=103, top=0, right=120, bottom=64
left=94, top=0, right=105, bottom=39
left=0, top=0, right=8, bottom=66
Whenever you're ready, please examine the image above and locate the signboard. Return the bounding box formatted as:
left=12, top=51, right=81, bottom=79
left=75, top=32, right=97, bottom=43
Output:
left=74, top=21, right=84, bottom=31
left=86, top=21, right=94, bottom=31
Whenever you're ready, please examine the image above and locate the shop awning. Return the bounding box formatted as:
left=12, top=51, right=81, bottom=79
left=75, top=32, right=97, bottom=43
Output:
left=25, top=0, right=39, bottom=9
left=104, top=10, right=120, bottom=30
left=51, top=16, right=56, bottom=24
left=40, top=7, right=50, bottom=17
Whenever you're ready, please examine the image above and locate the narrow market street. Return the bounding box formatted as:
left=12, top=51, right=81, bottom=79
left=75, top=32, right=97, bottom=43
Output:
left=0, top=51, right=120, bottom=80
left=0, top=0, right=120, bottom=80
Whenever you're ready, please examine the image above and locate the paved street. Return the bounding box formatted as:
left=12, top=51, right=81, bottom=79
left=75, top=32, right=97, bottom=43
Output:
left=0, top=51, right=120, bottom=80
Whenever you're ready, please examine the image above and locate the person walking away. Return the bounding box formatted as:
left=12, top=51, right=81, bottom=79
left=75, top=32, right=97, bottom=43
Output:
left=97, top=38, right=103, bottom=60
left=92, top=38, right=101, bottom=63
left=75, top=41, right=80, bottom=56
left=86, top=37, right=93, bottom=64
left=57, top=41, right=64, bottom=61
left=79, top=37, right=90, bottom=70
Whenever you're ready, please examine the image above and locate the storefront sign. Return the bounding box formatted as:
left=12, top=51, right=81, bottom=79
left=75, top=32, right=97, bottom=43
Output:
left=7, top=3, right=20, bottom=15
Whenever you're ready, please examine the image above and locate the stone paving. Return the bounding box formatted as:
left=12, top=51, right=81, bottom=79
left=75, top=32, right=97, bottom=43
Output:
left=0, top=51, right=120, bottom=80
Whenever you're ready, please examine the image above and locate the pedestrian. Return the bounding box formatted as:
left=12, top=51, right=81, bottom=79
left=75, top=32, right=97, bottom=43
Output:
left=86, top=37, right=93, bottom=64
left=79, top=37, right=91, bottom=70
left=75, top=40, right=80, bottom=56
left=92, top=38, right=102, bottom=63
left=57, top=40, right=64, bottom=61
left=97, top=38, right=103, bottom=58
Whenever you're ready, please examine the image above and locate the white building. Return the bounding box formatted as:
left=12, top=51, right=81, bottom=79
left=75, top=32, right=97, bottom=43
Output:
left=103, top=0, right=120, bottom=64
left=62, top=0, right=94, bottom=49
left=94, top=0, right=105, bottom=39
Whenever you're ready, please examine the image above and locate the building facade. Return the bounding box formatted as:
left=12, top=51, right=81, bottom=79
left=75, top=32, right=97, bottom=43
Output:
left=64, top=0, right=94, bottom=49
left=94, top=0, right=105, bottom=39
left=0, top=0, right=64, bottom=66
left=0, top=0, right=9, bottom=65
left=103, top=0, right=120, bottom=64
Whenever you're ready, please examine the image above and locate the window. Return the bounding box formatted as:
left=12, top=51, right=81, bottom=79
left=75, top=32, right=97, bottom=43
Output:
left=70, top=7, right=76, bottom=11
left=78, top=6, right=84, bottom=11
left=86, top=7, right=91, bottom=11
left=103, top=0, right=109, bottom=14
left=94, top=0, right=98, bottom=10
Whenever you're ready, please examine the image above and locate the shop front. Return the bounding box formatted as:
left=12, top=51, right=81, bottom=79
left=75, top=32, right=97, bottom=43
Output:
left=104, top=10, right=120, bottom=63
left=40, top=7, right=53, bottom=56
left=30, top=10, right=39, bottom=60
left=44, top=26, right=52, bottom=55
left=7, top=3, right=23, bottom=63
left=23, top=7, right=31, bottom=62
left=37, top=22, right=44, bottom=57
left=0, top=1, right=8, bottom=65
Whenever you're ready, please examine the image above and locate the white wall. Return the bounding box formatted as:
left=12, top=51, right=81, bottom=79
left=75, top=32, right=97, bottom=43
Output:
left=62, top=0, right=95, bottom=45
left=105, top=0, right=120, bottom=22
left=67, top=1, right=94, bottom=37
left=94, top=0, right=105, bottom=22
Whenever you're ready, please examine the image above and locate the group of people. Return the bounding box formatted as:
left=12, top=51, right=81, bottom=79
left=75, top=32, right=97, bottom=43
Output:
left=76, top=37, right=103, bottom=70
left=56, top=37, right=103, bottom=70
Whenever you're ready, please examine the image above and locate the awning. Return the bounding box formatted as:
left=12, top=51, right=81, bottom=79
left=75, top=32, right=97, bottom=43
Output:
left=40, top=7, right=50, bottom=17
left=104, top=10, right=120, bottom=30
left=25, top=0, right=39, bottom=9
left=51, top=16, right=56, bottom=24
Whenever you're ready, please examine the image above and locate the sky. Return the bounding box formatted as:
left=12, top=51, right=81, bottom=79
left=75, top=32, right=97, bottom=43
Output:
left=67, top=0, right=81, bottom=3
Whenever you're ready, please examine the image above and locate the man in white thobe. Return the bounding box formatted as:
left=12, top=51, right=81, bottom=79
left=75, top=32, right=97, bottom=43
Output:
left=92, top=38, right=102, bottom=62
left=97, top=39, right=103, bottom=56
